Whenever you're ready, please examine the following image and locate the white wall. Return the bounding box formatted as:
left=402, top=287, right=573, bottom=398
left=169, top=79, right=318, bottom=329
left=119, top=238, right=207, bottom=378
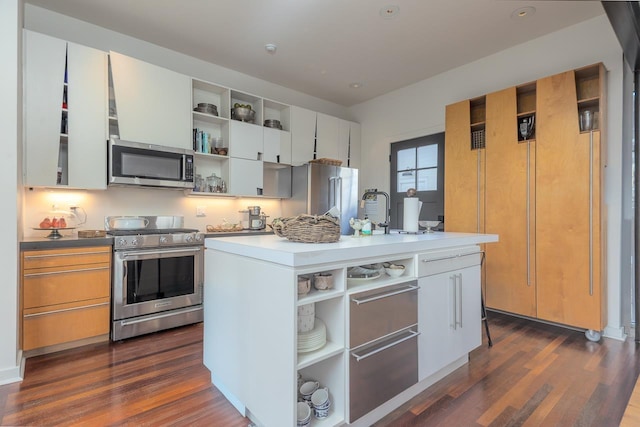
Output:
left=0, top=0, right=23, bottom=385
left=349, top=15, right=625, bottom=339
left=23, top=187, right=282, bottom=237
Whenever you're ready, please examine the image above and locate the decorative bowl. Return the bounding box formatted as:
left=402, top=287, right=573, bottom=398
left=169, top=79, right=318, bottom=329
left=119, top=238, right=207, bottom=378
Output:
left=385, top=264, right=406, bottom=278
left=232, top=106, right=255, bottom=122
left=418, top=220, right=440, bottom=232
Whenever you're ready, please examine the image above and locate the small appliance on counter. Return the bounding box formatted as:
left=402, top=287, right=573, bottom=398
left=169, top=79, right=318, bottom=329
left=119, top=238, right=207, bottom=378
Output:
left=239, top=206, right=268, bottom=230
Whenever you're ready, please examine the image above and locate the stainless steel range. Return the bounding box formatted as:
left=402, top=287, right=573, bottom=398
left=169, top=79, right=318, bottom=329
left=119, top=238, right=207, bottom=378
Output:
left=106, top=216, right=204, bottom=341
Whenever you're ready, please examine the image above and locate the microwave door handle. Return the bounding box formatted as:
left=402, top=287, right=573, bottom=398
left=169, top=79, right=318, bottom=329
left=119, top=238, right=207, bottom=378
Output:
left=182, top=155, right=187, bottom=181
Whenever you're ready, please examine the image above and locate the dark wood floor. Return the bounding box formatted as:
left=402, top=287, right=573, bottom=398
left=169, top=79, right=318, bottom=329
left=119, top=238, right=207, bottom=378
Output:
left=1, top=312, right=639, bottom=426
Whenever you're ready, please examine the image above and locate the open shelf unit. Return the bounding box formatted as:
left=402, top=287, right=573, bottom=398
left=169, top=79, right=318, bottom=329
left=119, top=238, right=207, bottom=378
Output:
left=516, top=82, right=536, bottom=142
left=575, top=64, right=602, bottom=132
left=470, top=96, right=486, bottom=150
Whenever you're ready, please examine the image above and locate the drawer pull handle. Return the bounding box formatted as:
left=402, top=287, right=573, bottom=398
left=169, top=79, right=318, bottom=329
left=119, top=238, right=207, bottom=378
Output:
left=24, top=250, right=111, bottom=259
left=24, top=302, right=109, bottom=318
left=351, top=284, right=419, bottom=305
left=420, top=251, right=482, bottom=264
left=24, top=266, right=109, bottom=277
left=350, top=330, right=420, bottom=362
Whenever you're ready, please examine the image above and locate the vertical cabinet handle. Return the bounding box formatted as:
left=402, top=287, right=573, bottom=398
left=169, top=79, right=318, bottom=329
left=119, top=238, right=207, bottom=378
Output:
left=457, top=273, right=463, bottom=328
left=589, top=130, right=594, bottom=296
left=477, top=150, right=481, bottom=233
left=526, top=141, right=531, bottom=286
left=450, top=275, right=456, bottom=330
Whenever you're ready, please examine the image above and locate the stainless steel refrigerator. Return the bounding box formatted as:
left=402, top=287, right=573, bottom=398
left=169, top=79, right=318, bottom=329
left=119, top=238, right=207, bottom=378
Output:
left=282, top=163, right=359, bottom=235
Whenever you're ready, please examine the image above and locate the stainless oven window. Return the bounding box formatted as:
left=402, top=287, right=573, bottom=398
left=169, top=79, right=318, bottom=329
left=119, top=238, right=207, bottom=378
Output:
left=125, top=255, right=195, bottom=304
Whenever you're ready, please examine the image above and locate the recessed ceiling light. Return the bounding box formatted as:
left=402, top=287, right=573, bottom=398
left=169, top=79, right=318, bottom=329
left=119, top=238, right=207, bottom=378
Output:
left=264, top=43, right=277, bottom=54
left=380, top=5, right=400, bottom=19
left=349, top=82, right=364, bottom=89
left=511, top=6, right=535, bottom=20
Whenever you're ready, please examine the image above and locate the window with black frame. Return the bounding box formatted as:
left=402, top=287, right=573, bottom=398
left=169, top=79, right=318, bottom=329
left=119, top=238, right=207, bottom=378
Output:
left=389, top=133, right=444, bottom=231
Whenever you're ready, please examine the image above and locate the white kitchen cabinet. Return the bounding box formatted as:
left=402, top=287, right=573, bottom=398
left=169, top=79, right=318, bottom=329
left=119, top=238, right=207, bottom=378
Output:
left=23, top=30, right=107, bottom=189
left=229, top=120, right=263, bottom=161
left=316, top=113, right=340, bottom=160
left=204, top=234, right=495, bottom=427
left=291, top=106, right=316, bottom=166
left=417, top=248, right=482, bottom=381
left=348, top=121, right=361, bottom=169
left=227, top=158, right=263, bottom=196
left=263, top=127, right=291, bottom=164
left=109, top=51, right=191, bottom=149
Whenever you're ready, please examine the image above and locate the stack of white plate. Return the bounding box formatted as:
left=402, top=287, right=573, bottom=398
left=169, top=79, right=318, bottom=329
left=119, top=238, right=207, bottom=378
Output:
left=297, top=318, right=326, bottom=353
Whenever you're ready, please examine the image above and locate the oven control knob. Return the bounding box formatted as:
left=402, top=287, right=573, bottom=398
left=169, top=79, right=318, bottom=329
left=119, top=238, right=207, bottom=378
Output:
left=195, top=234, right=203, bottom=241
left=160, top=236, right=168, bottom=244
left=118, top=239, right=127, bottom=247
left=185, top=235, right=194, bottom=243
left=131, top=239, right=139, bottom=246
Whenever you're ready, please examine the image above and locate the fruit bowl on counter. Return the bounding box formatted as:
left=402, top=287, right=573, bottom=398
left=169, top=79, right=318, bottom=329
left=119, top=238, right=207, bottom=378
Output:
left=33, top=215, right=74, bottom=239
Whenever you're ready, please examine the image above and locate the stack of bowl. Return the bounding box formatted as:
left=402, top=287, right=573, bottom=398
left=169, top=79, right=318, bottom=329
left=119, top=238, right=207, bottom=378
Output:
left=194, top=103, right=218, bottom=116
left=264, top=119, right=283, bottom=130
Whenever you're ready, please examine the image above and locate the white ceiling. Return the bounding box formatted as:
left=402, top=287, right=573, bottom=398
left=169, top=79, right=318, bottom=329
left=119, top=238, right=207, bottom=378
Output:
left=24, top=0, right=605, bottom=107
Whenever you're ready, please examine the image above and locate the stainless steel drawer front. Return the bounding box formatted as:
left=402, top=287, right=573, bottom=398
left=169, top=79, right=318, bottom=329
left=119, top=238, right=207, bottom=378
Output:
left=349, top=328, right=419, bottom=422
left=350, top=282, right=418, bottom=349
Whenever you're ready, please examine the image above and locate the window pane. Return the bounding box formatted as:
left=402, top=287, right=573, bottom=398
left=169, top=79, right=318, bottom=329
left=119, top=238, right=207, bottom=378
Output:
left=417, top=145, right=438, bottom=168
left=397, top=148, right=415, bottom=171
left=417, top=168, right=437, bottom=191
left=397, top=171, right=415, bottom=193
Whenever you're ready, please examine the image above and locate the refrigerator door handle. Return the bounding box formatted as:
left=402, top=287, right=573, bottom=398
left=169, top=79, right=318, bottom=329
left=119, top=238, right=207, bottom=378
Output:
left=337, top=177, right=343, bottom=214
left=328, top=176, right=339, bottom=209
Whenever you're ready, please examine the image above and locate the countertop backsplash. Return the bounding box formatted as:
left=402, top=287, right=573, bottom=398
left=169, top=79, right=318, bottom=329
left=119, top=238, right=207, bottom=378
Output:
left=23, top=186, right=282, bottom=239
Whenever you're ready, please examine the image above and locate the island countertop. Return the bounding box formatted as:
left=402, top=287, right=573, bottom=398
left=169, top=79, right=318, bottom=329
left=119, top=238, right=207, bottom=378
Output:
left=205, top=231, right=498, bottom=268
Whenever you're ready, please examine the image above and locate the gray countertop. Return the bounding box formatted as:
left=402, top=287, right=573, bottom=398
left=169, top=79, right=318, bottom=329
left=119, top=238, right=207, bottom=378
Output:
left=20, top=229, right=272, bottom=250
left=20, top=236, right=114, bottom=250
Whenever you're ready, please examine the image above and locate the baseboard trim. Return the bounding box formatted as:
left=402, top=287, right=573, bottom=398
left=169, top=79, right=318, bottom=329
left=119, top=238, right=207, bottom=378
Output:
left=604, top=325, right=627, bottom=341
left=0, top=361, right=23, bottom=386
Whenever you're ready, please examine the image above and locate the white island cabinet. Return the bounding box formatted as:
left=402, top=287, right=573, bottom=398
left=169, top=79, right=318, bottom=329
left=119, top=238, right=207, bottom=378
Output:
left=204, top=232, right=497, bottom=427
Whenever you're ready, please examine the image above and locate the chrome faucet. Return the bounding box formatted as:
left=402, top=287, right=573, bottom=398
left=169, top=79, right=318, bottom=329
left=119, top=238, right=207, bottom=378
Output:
left=361, top=190, right=391, bottom=234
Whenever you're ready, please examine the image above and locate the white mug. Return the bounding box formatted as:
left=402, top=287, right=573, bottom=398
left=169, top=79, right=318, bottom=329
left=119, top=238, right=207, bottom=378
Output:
left=300, top=381, right=319, bottom=399
left=311, top=387, right=330, bottom=407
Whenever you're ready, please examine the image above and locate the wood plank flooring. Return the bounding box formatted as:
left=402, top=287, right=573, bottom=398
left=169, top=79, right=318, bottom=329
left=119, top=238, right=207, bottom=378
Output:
left=1, top=312, right=638, bottom=426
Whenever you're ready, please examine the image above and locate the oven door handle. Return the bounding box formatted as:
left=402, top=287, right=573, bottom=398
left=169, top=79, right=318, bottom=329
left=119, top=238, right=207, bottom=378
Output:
left=120, top=247, right=202, bottom=258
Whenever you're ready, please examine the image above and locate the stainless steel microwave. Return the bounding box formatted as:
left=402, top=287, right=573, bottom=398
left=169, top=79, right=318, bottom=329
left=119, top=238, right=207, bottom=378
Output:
left=108, top=138, right=195, bottom=189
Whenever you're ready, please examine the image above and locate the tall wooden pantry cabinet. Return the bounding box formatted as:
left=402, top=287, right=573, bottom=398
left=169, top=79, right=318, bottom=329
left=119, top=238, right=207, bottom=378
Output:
left=444, top=63, right=607, bottom=338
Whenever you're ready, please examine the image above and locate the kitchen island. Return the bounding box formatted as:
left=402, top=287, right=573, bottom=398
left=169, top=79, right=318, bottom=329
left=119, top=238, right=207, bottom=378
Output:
left=204, top=232, right=497, bottom=426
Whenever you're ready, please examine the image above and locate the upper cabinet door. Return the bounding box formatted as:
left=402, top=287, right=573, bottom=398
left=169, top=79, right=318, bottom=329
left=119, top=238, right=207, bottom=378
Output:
left=290, top=106, right=316, bottom=165
left=110, top=51, right=191, bottom=149
left=315, top=113, right=340, bottom=160
left=24, top=31, right=66, bottom=187
left=349, top=122, right=361, bottom=169
left=229, top=120, right=263, bottom=160
left=23, top=31, right=107, bottom=189
left=263, top=127, right=291, bottom=164
left=67, top=41, right=107, bottom=189
left=337, top=119, right=350, bottom=165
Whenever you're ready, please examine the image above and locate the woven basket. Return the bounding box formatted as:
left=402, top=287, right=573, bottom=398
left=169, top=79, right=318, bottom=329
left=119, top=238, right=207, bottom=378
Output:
left=309, top=158, right=343, bottom=166
left=272, top=214, right=340, bottom=243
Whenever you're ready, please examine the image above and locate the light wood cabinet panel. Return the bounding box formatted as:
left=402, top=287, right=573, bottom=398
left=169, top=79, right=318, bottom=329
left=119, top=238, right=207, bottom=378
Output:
left=444, top=100, right=485, bottom=233
left=484, top=88, right=536, bottom=317
left=536, top=70, right=604, bottom=330
left=446, top=63, right=606, bottom=334
left=23, top=265, right=110, bottom=309
left=21, top=246, right=111, bottom=352
left=23, top=301, right=110, bottom=351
